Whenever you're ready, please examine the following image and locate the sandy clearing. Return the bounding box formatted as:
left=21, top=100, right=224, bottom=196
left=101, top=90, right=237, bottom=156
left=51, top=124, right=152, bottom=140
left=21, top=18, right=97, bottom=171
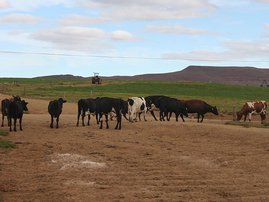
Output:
left=0, top=94, right=269, bottom=201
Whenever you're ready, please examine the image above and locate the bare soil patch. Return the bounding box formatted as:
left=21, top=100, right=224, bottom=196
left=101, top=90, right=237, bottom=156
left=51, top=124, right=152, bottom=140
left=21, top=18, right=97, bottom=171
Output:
left=1, top=95, right=269, bottom=201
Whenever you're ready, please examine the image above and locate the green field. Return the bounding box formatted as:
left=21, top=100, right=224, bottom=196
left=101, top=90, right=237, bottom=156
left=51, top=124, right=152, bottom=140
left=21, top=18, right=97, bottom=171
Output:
left=0, top=78, right=269, bottom=112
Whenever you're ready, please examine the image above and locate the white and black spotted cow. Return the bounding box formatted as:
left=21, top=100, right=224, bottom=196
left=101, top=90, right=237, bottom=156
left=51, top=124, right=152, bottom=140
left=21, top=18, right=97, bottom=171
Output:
left=127, top=97, right=147, bottom=122
left=237, top=101, right=267, bottom=123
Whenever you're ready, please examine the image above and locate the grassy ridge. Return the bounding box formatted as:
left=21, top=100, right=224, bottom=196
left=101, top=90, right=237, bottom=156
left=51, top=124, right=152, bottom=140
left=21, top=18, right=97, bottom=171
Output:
left=0, top=78, right=269, bottom=112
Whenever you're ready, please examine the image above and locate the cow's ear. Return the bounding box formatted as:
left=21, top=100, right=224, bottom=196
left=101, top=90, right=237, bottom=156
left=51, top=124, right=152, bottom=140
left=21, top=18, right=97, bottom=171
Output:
left=63, top=100, right=67, bottom=103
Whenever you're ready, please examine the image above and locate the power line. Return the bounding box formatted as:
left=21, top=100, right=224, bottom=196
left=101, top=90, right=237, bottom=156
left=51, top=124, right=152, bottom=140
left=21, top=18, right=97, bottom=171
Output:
left=1, top=49, right=269, bottom=63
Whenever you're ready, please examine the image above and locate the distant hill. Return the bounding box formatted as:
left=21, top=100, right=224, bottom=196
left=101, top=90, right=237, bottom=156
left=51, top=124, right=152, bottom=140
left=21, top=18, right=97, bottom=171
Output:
left=36, top=66, right=269, bottom=86
left=35, top=74, right=87, bottom=80
left=107, top=66, right=269, bottom=85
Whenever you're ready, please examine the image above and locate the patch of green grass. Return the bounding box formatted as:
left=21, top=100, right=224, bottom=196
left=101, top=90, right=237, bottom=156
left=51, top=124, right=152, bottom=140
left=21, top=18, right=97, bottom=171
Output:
left=0, top=140, right=16, bottom=148
left=1, top=78, right=269, bottom=112
left=0, top=130, right=8, bottom=136
left=225, top=121, right=269, bottom=129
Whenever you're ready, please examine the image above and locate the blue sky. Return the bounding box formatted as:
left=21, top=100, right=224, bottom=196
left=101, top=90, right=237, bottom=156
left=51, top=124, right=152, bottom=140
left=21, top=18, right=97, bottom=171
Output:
left=0, top=0, right=269, bottom=77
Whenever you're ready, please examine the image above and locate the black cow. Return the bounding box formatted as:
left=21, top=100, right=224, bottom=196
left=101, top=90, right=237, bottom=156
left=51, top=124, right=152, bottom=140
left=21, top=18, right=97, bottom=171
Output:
left=76, top=98, right=98, bottom=127
left=145, top=95, right=171, bottom=121
left=48, top=98, right=66, bottom=128
left=96, top=97, right=128, bottom=130
left=1, top=96, right=23, bottom=127
left=181, top=99, right=219, bottom=122
left=158, top=97, right=188, bottom=122
left=8, top=99, right=28, bottom=132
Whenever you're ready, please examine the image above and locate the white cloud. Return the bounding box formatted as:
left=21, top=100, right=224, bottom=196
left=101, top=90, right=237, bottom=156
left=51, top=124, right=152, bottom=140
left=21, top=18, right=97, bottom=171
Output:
left=111, top=30, right=137, bottom=41
left=76, top=0, right=216, bottom=22
left=0, top=0, right=10, bottom=9
left=30, top=26, right=109, bottom=52
left=209, top=0, right=252, bottom=7
left=5, top=0, right=74, bottom=11
left=59, top=14, right=108, bottom=26
left=255, top=0, right=269, bottom=3
left=163, top=39, right=269, bottom=62
left=0, top=13, right=41, bottom=24
left=146, top=24, right=218, bottom=36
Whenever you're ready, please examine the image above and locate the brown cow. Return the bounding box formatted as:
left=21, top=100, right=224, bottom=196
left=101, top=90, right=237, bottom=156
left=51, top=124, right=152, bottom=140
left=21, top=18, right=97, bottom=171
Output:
left=180, top=99, right=219, bottom=123
left=237, top=101, right=267, bottom=123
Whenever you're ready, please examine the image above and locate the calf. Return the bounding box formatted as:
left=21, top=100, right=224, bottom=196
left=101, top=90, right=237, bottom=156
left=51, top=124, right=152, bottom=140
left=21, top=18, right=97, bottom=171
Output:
left=127, top=97, right=147, bottom=122
left=181, top=99, right=219, bottom=122
left=8, top=99, right=28, bottom=132
left=76, top=98, right=97, bottom=126
left=48, top=98, right=66, bottom=128
left=237, top=101, right=267, bottom=123
left=96, top=97, right=128, bottom=130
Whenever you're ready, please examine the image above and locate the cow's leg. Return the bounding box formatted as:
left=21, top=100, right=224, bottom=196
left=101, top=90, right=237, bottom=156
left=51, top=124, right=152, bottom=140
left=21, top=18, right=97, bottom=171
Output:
left=197, top=114, right=200, bottom=122
left=96, top=113, right=99, bottom=125
left=138, top=112, right=142, bottom=121
left=87, top=114, right=91, bottom=126
left=115, top=113, right=122, bottom=130
left=200, top=114, right=204, bottom=123
left=7, top=116, right=10, bottom=127
left=99, top=113, right=103, bottom=129
left=76, top=108, right=81, bottom=127
left=56, top=116, right=59, bottom=128
left=134, top=112, right=139, bottom=122
left=9, top=118, right=12, bottom=132
left=13, top=118, right=17, bottom=132
left=19, top=115, right=23, bottom=131
left=143, top=111, right=147, bottom=122
left=165, top=111, right=169, bottom=121
left=105, top=114, right=109, bottom=129
left=180, top=114, right=185, bottom=122
left=243, top=114, right=247, bottom=122
left=19, top=115, right=23, bottom=130
left=168, top=112, right=173, bottom=121
left=50, top=115, right=54, bottom=128
left=159, top=111, right=164, bottom=121
left=260, top=112, right=266, bottom=124
left=150, top=111, right=158, bottom=121
left=130, top=111, right=135, bottom=123
left=248, top=113, right=252, bottom=122
left=1, top=114, right=4, bottom=127
left=81, top=110, right=86, bottom=126
left=175, top=113, right=179, bottom=122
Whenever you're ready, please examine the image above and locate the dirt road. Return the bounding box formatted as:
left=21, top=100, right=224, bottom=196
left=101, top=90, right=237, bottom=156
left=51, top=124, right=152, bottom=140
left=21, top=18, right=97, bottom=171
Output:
left=1, top=95, right=269, bottom=201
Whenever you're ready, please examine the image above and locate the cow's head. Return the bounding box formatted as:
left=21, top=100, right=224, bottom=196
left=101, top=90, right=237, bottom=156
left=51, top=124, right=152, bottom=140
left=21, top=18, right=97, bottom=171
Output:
left=146, top=100, right=157, bottom=112
left=11, top=95, right=21, bottom=102
left=236, top=111, right=243, bottom=121
left=211, top=106, right=219, bottom=115
left=182, top=107, right=189, bottom=118
left=58, top=98, right=67, bottom=104
left=58, top=98, right=67, bottom=108
left=179, top=101, right=188, bottom=117
left=121, top=100, right=129, bottom=120
left=21, top=100, right=28, bottom=111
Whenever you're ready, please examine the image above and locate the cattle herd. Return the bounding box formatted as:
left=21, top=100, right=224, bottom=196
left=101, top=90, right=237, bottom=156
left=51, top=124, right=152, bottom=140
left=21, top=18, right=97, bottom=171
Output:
left=0, top=95, right=267, bottom=131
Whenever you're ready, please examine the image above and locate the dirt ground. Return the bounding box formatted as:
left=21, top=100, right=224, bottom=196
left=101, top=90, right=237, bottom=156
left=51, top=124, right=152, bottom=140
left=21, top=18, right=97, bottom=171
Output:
left=1, top=95, right=269, bottom=202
